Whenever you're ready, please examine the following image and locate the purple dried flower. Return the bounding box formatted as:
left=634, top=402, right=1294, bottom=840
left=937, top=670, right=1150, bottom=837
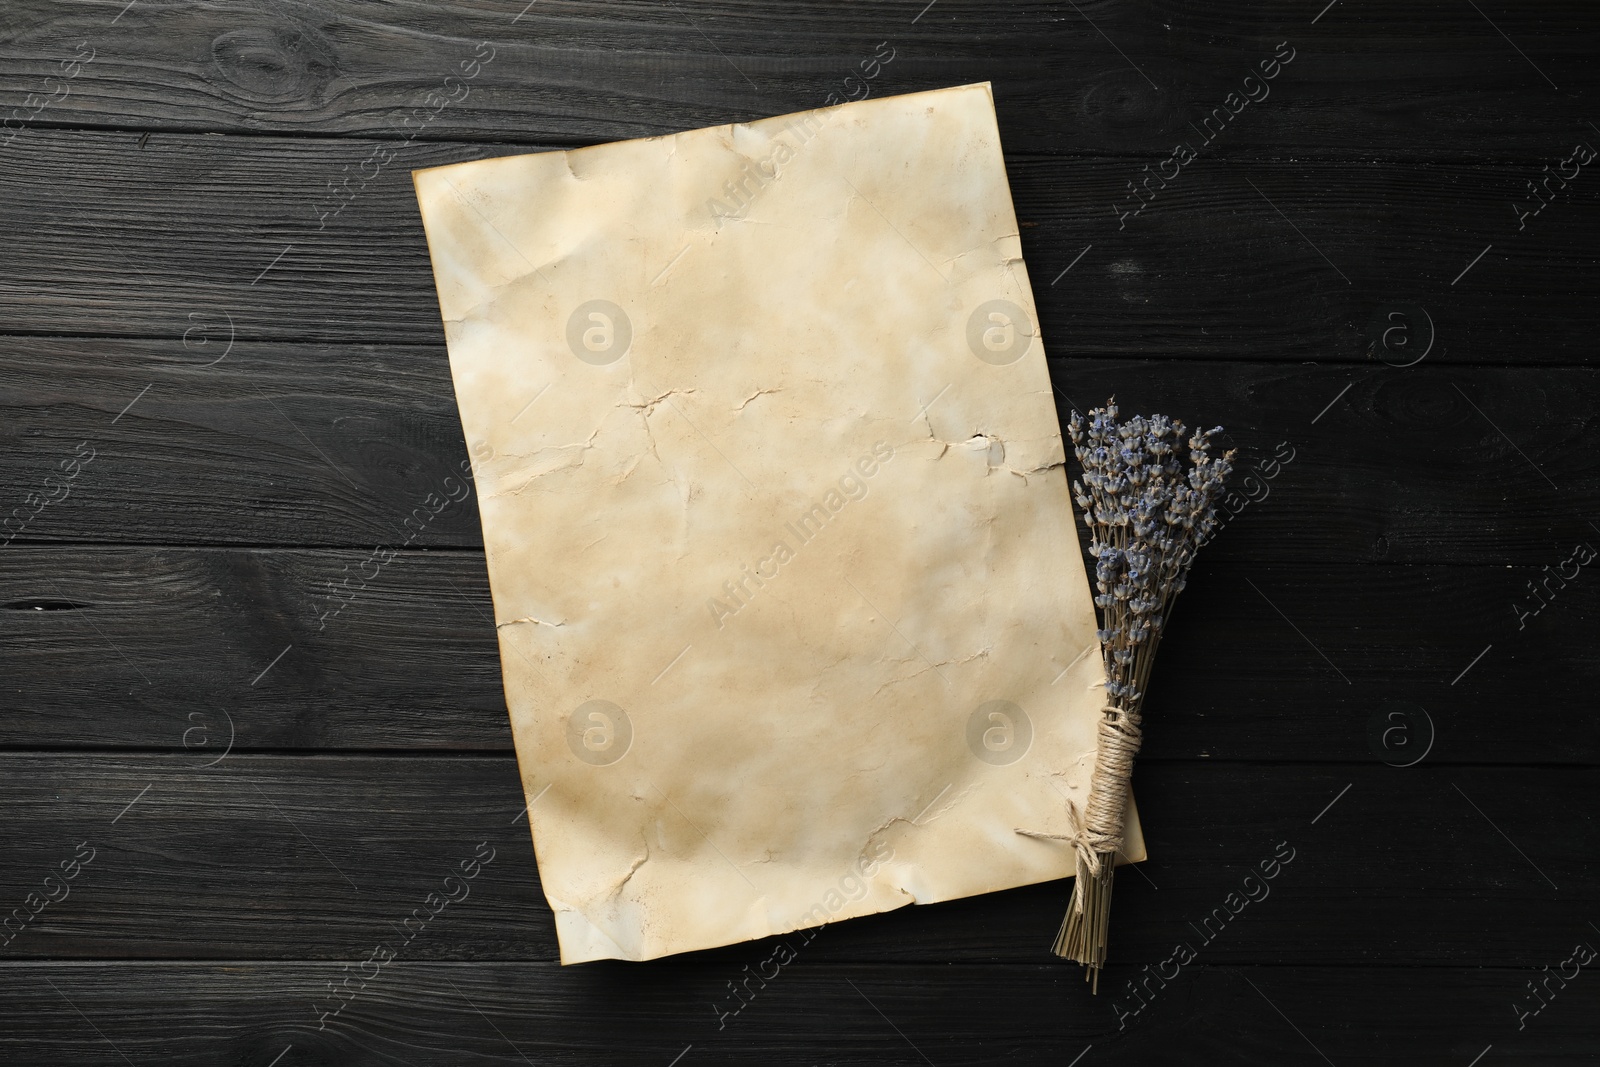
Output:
left=1067, top=399, right=1235, bottom=718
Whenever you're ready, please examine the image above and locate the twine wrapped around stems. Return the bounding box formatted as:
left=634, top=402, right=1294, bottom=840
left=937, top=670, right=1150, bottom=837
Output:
left=1018, top=704, right=1141, bottom=991
left=1019, top=399, right=1231, bottom=992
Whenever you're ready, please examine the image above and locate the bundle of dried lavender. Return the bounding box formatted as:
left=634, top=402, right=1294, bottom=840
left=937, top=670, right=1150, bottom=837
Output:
left=1023, top=399, right=1233, bottom=992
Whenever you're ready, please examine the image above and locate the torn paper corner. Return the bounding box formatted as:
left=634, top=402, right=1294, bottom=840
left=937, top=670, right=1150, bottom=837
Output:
left=414, top=82, right=1138, bottom=964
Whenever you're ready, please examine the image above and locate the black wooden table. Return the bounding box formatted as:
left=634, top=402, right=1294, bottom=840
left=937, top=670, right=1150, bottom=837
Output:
left=2, top=2, right=1596, bottom=1064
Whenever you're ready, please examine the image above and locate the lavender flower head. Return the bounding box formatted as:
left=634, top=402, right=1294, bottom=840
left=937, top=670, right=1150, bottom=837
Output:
left=1067, top=399, right=1234, bottom=708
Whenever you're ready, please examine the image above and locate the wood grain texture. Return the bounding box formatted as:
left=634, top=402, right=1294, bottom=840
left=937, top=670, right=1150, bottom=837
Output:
left=0, top=0, right=1593, bottom=161
left=0, top=960, right=1589, bottom=1066
left=0, top=548, right=1593, bottom=763
left=0, top=755, right=1590, bottom=966
left=2, top=0, right=1596, bottom=1061
left=0, top=131, right=1596, bottom=356
left=2, top=339, right=1596, bottom=561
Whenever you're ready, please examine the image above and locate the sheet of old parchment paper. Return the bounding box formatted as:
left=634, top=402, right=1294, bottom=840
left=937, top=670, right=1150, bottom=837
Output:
left=413, top=82, right=1143, bottom=964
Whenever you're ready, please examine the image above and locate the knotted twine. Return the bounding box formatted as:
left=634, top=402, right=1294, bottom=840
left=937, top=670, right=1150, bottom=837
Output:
left=1019, top=702, right=1143, bottom=907
left=1024, top=703, right=1139, bottom=870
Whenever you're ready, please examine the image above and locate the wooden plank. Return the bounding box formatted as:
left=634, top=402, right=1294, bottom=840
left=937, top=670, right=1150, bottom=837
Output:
left=1, top=339, right=1595, bottom=560
left=0, top=756, right=1590, bottom=965
left=0, top=131, right=1597, bottom=356
left=0, top=547, right=510, bottom=752
left=0, top=0, right=1594, bottom=161
left=0, top=338, right=484, bottom=551
left=0, top=960, right=1587, bottom=1066
left=0, top=548, right=1592, bottom=762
